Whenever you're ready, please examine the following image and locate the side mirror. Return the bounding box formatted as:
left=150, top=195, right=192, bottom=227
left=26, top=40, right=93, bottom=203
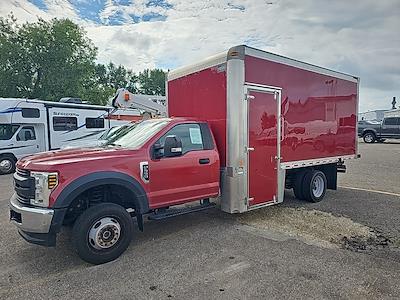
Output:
left=164, top=135, right=182, bottom=157
left=152, top=142, right=164, bottom=159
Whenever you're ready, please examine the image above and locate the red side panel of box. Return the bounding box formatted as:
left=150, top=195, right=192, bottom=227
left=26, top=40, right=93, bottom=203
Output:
left=168, top=66, right=227, bottom=166
left=245, top=55, right=357, bottom=163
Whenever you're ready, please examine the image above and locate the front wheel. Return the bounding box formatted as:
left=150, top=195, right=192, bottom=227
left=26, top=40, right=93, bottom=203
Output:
left=363, top=132, right=376, bottom=143
left=0, top=155, right=16, bottom=175
left=72, top=203, right=134, bottom=265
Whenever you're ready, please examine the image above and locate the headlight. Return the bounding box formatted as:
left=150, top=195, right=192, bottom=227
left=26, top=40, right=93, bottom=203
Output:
left=31, top=171, right=58, bottom=207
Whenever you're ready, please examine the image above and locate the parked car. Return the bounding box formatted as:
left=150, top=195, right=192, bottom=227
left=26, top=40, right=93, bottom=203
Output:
left=358, top=117, right=400, bottom=143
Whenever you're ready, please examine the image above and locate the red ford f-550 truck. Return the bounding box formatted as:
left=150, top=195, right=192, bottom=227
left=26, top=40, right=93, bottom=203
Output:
left=9, top=45, right=359, bottom=264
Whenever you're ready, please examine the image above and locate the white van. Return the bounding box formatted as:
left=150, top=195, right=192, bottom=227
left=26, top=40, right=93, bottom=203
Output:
left=0, top=98, right=145, bottom=174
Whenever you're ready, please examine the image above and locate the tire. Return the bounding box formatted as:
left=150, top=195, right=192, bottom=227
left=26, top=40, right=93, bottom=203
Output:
left=0, top=155, right=16, bottom=175
left=363, top=132, right=376, bottom=143
left=302, top=170, right=327, bottom=203
left=293, top=170, right=306, bottom=200
left=72, top=203, right=134, bottom=265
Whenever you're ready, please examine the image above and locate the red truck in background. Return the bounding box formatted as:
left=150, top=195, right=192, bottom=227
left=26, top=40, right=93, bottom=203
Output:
left=9, top=45, right=359, bottom=264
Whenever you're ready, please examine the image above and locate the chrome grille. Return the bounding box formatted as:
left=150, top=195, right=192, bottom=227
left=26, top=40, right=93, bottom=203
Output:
left=14, top=168, right=34, bottom=205
left=16, top=168, right=30, bottom=178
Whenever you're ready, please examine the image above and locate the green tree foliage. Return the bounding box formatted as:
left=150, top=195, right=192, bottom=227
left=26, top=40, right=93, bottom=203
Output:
left=137, top=69, right=166, bottom=96
left=0, top=16, right=166, bottom=106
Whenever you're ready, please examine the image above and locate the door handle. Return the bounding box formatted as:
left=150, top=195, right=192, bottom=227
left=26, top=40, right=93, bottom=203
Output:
left=199, top=158, right=210, bottom=164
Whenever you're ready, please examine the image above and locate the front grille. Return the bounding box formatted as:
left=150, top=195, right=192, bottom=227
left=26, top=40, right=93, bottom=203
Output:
left=15, top=193, right=31, bottom=205
left=16, top=168, right=30, bottom=178
left=14, top=168, right=34, bottom=205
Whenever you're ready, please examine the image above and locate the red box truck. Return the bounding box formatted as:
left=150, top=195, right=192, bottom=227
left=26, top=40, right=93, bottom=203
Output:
left=9, top=45, right=359, bottom=264
left=168, top=45, right=358, bottom=212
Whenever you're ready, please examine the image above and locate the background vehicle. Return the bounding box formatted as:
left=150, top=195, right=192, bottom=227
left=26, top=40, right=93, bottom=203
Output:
left=9, top=45, right=359, bottom=264
left=60, top=125, right=122, bottom=149
left=358, top=117, right=400, bottom=143
left=0, top=92, right=166, bottom=174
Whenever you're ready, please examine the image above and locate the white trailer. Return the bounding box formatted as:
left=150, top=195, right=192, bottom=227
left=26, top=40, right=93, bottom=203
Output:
left=0, top=95, right=165, bottom=174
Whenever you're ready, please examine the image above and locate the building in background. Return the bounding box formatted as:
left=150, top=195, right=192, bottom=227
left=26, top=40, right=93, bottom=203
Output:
left=359, top=109, right=388, bottom=121
left=384, top=108, right=400, bottom=118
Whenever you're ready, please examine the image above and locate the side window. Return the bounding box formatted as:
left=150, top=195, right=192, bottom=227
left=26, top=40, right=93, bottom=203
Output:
left=16, top=126, right=36, bottom=141
left=53, top=117, right=78, bottom=131
left=86, top=117, right=105, bottom=129
left=384, top=118, right=397, bottom=125
left=158, top=124, right=204, bottom=155
left=21, top=108, right=40, bottom=118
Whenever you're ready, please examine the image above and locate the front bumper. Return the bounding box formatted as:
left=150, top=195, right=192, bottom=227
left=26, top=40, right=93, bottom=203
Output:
left=9, top=193, right=61, bottom=247
left=9, top=193, right=54, bottom=233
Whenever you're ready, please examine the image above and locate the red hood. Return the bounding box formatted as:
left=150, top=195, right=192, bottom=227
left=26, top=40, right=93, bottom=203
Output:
left=17, top=147, right=138, bottom=171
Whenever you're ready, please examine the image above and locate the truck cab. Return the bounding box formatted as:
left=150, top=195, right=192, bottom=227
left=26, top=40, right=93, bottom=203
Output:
left=9, top=118, right=220, bottom=264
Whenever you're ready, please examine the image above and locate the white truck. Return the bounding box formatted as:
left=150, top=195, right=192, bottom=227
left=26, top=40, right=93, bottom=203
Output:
left=0, top=91, right=166, bottom=174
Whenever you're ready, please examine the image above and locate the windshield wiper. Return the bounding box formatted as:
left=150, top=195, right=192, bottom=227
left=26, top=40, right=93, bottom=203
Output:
left=107, top=142, right=122, bottom=147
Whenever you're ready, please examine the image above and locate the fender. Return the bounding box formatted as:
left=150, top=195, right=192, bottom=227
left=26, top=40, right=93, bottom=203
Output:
left=52, top=171, right=150, bottom=214
left=362, top=127, right=379, bottom=136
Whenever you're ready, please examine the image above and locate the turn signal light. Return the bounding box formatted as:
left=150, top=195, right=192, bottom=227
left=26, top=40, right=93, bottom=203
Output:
left=48, top=174, right=58, bottom=189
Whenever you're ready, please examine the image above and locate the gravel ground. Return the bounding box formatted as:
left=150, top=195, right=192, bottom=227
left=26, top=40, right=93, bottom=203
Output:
left=0, top=140, right=399, bottom=299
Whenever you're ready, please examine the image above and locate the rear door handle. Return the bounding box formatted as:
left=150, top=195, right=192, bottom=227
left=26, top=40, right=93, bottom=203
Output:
left=199, top=158, right=210, bottom=164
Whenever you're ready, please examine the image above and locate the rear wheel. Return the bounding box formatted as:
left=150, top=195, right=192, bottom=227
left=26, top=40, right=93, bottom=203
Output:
left=303, top=170, right=327, bottom=202
left=0, top=155, right=16, bottom=175
left=293, top=170, right=306, bottom=200
left=72, top=203, right=134, bottom=265
left=363, top=132, right=376, bottom=143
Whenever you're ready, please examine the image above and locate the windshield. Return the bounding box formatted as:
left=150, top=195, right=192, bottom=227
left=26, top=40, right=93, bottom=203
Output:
left=0, top=124, right=20, bottom=140
left=99, top=126, right=120, bottom=140
left=105, top=119, right=170, bottom=149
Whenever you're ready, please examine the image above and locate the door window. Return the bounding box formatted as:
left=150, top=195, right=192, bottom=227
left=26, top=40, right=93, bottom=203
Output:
left=0, top=124, right=19, bottom=140
left=157, top=124, right=204, bottom=155
left=384, top=118, right=398, bottom=125
left=16, top=126, right=36, bottom=141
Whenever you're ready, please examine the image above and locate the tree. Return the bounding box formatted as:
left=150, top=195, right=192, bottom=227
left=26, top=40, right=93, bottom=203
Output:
left=0, top=16, right=166, bottom=105
left=137, top=69, right=166, bottom=96
left=95, top=62, right=138, bottom=93
left=0, top=15, right=98, bottom=102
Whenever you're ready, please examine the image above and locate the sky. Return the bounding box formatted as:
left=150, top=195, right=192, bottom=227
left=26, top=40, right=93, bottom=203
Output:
left=0, top=0, right=399, bottom=112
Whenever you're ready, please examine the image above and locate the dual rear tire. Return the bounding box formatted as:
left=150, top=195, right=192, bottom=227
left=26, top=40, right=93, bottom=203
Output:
left=293, top=169, right=327, bottom=202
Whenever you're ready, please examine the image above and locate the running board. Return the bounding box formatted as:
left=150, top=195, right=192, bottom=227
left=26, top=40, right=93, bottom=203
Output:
left=148, top=201, right=216, bottom=221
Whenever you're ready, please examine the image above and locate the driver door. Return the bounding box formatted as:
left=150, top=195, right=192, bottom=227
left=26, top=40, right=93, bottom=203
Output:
left=147, top=123, right=220, bottom=208
left=13, top=125, right=41, bottom=158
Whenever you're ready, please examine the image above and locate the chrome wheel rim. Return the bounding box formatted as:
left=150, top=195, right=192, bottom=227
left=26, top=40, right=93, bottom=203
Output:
left=0, top=159, right=12, bottom=173
left=88, top=217, right=121, bottom=250
left=312, top=175, right=325, bottom=198
left=365, top=134, right=373, bottom=143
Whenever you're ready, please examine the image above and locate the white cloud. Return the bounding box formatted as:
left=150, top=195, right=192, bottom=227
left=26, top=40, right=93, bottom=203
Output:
left=1, top=0, right=399, bottom=111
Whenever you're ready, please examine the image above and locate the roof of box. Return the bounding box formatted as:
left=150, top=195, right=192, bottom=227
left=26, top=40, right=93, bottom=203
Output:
left=167, top=45, right=358, bottom=83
